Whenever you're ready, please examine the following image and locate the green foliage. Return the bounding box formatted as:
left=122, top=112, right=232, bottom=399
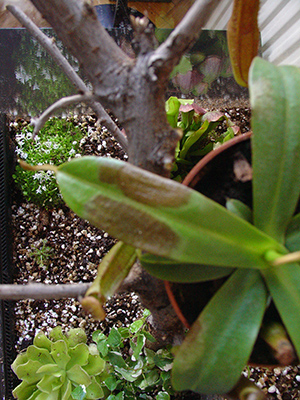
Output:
left=165, top=96, right=238, bottom=181
left=171, top=58, right=300, bottom=393
left=13, top=117, right=85, bottom=208
left=250, top=58, right=300, bottom=361
left=92, top=309, right=173, bottom=400
left=12, top=327, right=106, bottom=400
left=251, top=59, right=300, bottom=243
left=12, top=313, right=173, bottom=400
left=45, top=58, right=300, bottom=397
left=172, top=269, right=268, bottom=394
left=54, top=155, right=282, bottom=269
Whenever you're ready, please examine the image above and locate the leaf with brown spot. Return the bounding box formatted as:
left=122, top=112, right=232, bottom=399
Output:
left=54, top=156, right=283, bottom=270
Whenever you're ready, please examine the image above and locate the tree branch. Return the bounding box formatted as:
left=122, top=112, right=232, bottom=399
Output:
left=32, top=92, right=95, bottom=136
left=149, top=0, right=219, bottom=79
left=6, top=4, right=128, bottom=150
left=0, top=283, right=91, bottom=300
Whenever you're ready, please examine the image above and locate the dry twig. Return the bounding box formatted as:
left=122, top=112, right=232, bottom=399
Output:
left=0, top=283, right=91, bottom=300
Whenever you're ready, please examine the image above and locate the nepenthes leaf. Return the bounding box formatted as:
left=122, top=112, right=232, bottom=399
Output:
left=81, top=241, right=137, bottom=320
left=55, top=156, right=284, bottom=269
left=250, top=58, right=300, bottom=243
left=227, top=0, right=260, bottom=87
left=262, top=264, right=300, bottom=359
left=171, top=269, right=268, bottom=394
left=140, top=253, right=234, bottom=282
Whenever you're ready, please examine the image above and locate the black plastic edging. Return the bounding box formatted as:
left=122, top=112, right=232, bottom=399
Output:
left=0, top=113, right=16, bottom=400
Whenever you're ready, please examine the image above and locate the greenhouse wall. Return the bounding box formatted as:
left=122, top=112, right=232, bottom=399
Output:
left=1, top=0, right=300, bottom=67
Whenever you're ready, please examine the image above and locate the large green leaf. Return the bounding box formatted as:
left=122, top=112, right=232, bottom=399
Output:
left=140, top=253, right=234, bottom=282
left=55, top=156, right=284, bottom=269
left=262, top=264, right=300, bottom=358
left=171, top=269, right=268, bottom=394
left=250, top=57, right=300, bottom=243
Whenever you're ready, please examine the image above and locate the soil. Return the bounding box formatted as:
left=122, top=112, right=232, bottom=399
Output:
left=8, top=106, right=300, bottom=400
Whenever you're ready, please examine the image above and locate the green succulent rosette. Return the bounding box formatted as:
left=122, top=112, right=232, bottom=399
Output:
left=12, top=327, right=106, bottom=400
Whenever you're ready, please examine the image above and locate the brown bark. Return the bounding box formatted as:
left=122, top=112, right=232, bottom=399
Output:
left=28, top=0, right=218, bottom=176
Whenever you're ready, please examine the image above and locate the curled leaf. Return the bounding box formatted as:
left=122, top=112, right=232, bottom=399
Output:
left=260, top=321, right=296, bottom=365
left=227, top=0, right=260, bottom=87
left=81, top=296, right=106, bottom=321
left=82, top=241, right=137, bottom=320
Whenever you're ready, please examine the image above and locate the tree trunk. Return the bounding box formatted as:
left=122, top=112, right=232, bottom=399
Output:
left=26, top=0, right=219, bottom=353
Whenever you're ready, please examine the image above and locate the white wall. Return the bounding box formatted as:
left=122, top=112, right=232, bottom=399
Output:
left=203, top=0, right=300, bottom=67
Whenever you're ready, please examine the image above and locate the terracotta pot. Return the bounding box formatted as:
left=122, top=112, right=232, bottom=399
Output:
left=164, top=132, right=298, bottom=366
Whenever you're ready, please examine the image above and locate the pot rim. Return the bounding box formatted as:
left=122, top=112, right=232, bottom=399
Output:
left=182, top=131, right=252, bottom=188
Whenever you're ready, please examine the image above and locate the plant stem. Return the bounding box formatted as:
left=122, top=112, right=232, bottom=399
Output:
left=32, top=92, right=95, bottom=137
left=18, top=160, right=58, bottom=174
left=271, top=250, right=300, bottom=266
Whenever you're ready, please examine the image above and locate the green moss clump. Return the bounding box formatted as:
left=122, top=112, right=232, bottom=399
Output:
left=13, top=117, right=86, bottom=209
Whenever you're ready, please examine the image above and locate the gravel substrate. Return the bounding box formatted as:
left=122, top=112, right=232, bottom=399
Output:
left=11, top=113, right=145, bottom=353
left=9, top=108, right=300, bottom=399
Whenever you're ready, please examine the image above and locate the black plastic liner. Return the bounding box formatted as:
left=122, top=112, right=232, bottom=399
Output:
left=0, top=113, right=17, bottom=400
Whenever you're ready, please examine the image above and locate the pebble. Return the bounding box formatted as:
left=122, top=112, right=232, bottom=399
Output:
left=268, top=385, right=277, bottom=394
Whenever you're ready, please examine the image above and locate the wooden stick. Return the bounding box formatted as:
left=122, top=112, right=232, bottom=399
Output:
left=0, top=283, right=91, bottom=300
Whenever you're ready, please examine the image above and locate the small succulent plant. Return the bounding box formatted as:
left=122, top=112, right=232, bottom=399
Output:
left=12, top=327, right=106, bottom=400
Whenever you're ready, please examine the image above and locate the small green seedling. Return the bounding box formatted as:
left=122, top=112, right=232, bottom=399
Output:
left=92, top=309, right=173, bottom=400
left=29, top=239, right=54, bottom=270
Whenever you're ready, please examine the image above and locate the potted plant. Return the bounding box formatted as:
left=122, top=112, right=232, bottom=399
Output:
left=142, top=57, right=300, bottom=398
left=23, top=55, right=300, bottom=399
